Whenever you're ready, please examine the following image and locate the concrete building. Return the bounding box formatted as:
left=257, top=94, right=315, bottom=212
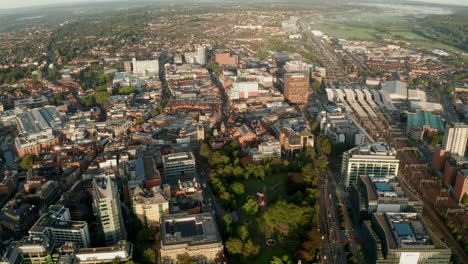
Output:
left=258, top=139, right=282, bottom=159
left=162, top=152, right=196, bottom=183
left=342, top=143, right=399, bottom=188
left=184, top=46, right=206, bottom=65
left=0, top=236, right=53, bottom=264
left=132, top=187, right=169, bottom=228
left=131, top=58, right=159, bottom=74
left=453, top=169, right=468, bottom=203
left=14, top=97, right=49, bottom=109
left=0, top=201, right=40, bottom=239
left=229, top=82, right=259, bottom=100
left=160, top=213, right=223, bottom=263
left=283, top=73, right=309, bottom=104
left=350, top=175, right=422, bottom=222
left=29, top=205, right=91, bottom=248
left=197, top=46, right=206, bottom=65
left=92, top=177, right=126, bottom=246
left=443, top=122, right=468, bottom=157
left=320, top=111, right=364, bottom=146
left=284, top=60, right=313, bottom=73
left=56, top=240, right=133, bottom=264
left=362, top=212, right=451, bottom=264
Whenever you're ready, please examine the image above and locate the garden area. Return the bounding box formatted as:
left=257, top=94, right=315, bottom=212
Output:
left=199, top=139, right=331, bottom=263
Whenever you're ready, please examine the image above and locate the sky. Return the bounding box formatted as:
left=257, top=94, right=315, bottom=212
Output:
left=0, top=0, right=467, bottom=9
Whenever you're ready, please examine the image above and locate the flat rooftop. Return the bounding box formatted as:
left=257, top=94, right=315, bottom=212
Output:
left=161, top=213, right=221, bottom=246
left=374, top=213, right=443, bottom=250
left=163, top=152, right=194, bottom=163
left=361, top=176, right=407, bottom=201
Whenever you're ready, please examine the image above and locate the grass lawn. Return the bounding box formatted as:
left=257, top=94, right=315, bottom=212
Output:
left=254, top=246, right=291, bottom=264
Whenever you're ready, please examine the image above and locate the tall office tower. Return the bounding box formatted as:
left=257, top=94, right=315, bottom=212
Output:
left=92, top=177, right=126, bottom=246
left=342, top=143, right=399, bottom=188
left=443, top=122, right=468, bottom=157
left=29, top=205, right=91, bottom=248
left=197, top=46, right=206, bottom=65
left=283, top=73, right=309, bottom=104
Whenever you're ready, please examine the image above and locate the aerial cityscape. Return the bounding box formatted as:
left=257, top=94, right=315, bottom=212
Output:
left=0, top=0, right=466, bottom=263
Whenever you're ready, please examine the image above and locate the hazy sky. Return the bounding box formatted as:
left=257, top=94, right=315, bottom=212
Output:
left=0, top=0, right=467, bottom=9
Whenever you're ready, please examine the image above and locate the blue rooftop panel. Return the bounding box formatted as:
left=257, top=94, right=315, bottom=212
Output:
left=394, top=223, right=413, bottom=236
left=374, top=182, right=392, bottom=192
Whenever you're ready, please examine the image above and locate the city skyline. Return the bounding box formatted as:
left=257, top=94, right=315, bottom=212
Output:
left=0, top=0, right=467, bottom=10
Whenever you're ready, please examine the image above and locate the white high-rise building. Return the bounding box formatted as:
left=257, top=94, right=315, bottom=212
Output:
left=29, top=205, right=91, bottom=248
left=197, top=46, right=206, bottom=65
left=92, top=177, right=126, bottom=245
left=342, top=143, right=399, bottom=188
left=443, top=122, right=468, bottom=157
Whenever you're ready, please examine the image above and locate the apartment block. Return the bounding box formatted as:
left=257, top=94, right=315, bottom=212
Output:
left=443, top=122, right=468, bottom=157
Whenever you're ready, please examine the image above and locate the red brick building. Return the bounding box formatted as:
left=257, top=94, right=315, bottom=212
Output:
left=432, top=146, right=449, bottom=171
left=215, top=53, right=239, bottom=66
left=453, top=170, right=468, bottom=202
left=284, top=73, right=309, bottom=104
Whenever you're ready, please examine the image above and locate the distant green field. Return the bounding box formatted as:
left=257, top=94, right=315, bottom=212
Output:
left=311, top=14, right=464, bottom=55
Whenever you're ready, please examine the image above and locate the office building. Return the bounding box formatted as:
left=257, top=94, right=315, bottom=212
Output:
left=29, top=205, right=91, bottom=248
left=0, top=201, right=40, bottom=239
left=363, top=212, right=451, bottom=264
left=132, top=187, right=169, bottom=228
left=162, top=152, right=196, bottom=183
left=342, top=143, right=399, bottom=188
left=351, top=175, right=422, bottom=222
left=0, top=236, right=53, bottom=264
left=92, top=177, right=126, bottom=246
left=160, top=213, right=223, bottom=263
left=131, top=58, right=159, bottom=74
left=258, top=139, right=282, bottom=159
left=283, top=73, right=309, bottom=104
left=56, top=240, right=133, bottom=264
left=443, top=122, right=468, bottom=157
